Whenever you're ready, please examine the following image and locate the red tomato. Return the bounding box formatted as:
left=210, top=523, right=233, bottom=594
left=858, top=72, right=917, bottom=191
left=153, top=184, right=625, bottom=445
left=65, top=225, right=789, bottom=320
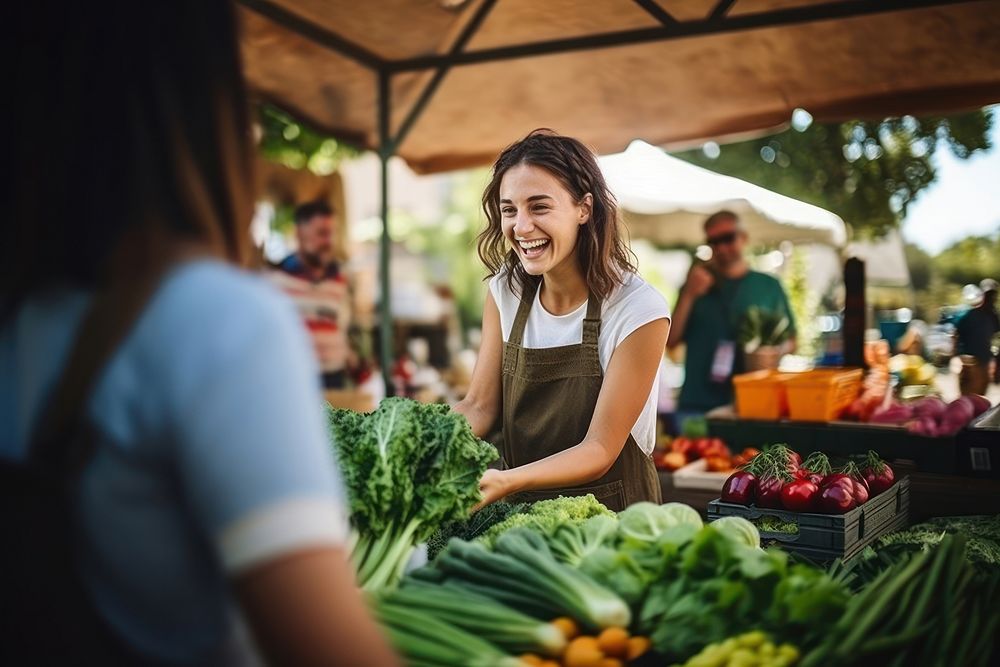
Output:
left=781, top=479, right=820, bottom=512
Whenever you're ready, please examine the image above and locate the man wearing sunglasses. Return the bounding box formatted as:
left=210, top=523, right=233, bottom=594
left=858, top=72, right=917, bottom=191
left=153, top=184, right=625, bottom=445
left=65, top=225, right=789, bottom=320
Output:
left=667, top=211, right=796, bottom=421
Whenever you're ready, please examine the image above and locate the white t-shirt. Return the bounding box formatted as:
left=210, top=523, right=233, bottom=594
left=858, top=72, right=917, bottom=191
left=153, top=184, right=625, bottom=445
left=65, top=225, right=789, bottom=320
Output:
left=489, top=272, right=670, bottom=455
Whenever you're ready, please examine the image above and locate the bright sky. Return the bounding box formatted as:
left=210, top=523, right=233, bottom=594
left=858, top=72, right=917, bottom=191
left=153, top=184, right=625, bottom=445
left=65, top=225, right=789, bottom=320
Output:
left=901, top=106, right=1000, bottom=254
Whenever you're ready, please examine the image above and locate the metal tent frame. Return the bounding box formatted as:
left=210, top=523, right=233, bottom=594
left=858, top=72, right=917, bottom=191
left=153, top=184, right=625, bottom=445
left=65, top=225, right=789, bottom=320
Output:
left=237, top=0, right=968, bottom=392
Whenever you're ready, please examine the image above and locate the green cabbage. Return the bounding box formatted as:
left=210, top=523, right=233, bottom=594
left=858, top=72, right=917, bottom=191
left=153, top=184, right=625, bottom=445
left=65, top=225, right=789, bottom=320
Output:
left=662, top=502, right=705, bottom=531
left=618, top=502, right=703, bottom=547
left=710, top=516, right=762, bottom=549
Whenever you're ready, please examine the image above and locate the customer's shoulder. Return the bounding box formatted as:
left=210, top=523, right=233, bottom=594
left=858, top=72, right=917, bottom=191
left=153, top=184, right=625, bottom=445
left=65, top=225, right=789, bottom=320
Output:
left=150, top=259, right=297, bottom=331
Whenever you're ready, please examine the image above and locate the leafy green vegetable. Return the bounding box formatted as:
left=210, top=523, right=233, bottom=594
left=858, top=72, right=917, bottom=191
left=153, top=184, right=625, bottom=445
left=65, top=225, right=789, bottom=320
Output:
left=326, top=398, right=497, bottom=590
left=426, top=500, right=528, bottom=561
left=710, top=516, right=762, bottom=548
left=477, top=494, right=614, bottom=548
left=547, top=514, right=619, bottom=567
left=387, top=580, right=566, bottom=657
left=639, top=525, right=849, bottom=660
left=423, top=529, right=631, bottom=630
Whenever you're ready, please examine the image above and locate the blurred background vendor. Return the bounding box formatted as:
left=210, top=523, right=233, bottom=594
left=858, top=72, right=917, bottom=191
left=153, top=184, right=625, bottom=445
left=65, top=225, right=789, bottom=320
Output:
left=269, top=201, right=355, bottom=389
left=456, top=130, right=670, bottom=512
left=667, top=211, right=796, bottom=423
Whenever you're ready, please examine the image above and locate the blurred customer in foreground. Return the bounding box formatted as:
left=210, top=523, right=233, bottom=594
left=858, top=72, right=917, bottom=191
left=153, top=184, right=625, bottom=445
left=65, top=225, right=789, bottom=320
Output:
left=956, top=279, right=999, bottom=395
left=667, top=211, right=796, bottom=422
left=1, top=1, right=398, bottom=665
left=269, top=201, right=355, bottom=389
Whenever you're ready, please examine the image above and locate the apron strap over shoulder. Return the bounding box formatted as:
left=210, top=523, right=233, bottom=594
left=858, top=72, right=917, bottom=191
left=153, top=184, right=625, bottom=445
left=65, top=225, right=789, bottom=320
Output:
left=582, top=291, right=602, bottom=346
left=509, top=279, right=539, bottom=346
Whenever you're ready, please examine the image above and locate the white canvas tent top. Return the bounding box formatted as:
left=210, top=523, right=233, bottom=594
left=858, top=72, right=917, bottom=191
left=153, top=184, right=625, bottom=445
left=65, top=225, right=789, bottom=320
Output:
left=600, top=140, right=848, bottom=247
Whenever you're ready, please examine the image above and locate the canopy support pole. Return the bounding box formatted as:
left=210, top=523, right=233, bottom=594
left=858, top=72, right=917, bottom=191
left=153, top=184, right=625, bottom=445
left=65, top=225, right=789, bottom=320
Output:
left=378, top=70, right=394, bottom=396
left=844, top=257, right=866, bottom=369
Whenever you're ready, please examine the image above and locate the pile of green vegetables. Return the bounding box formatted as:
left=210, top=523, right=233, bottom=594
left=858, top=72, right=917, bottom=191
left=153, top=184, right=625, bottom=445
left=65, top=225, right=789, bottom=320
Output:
left=384, top=500, right=856, bottom=666
left=325, top=398, right=496, bottom=590
left=806, top=534, right=1000, bottom=667
left=375, top=489, right=1000, bottom=667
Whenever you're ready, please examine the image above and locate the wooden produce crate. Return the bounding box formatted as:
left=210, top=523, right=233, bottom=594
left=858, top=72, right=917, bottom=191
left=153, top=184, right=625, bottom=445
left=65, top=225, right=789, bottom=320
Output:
left=707, top=478, right=910, bottom=562
left=672, top=458, right=731, bottom=492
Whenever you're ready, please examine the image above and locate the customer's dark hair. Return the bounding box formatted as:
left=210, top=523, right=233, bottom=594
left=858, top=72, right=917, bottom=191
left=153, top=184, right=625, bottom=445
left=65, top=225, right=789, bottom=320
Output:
left=4, top=0, right=254, bottom=319
left=294, top=201, right=335, bottom=225
left=478, top=129, right=636, bottom=301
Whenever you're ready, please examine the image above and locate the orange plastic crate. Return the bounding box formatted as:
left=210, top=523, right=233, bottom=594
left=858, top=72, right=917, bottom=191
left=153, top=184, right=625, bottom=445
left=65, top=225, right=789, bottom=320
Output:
left=733, top=370, right=795, bottom=421
left=785, top=368, right=863, bottom=422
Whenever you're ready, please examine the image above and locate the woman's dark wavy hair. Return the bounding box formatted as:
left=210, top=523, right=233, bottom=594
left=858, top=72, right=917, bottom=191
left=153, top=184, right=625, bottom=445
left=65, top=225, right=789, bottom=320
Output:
left=477, top=129, right=636, bottom=301
left=3, top=0, right=254, bottom=319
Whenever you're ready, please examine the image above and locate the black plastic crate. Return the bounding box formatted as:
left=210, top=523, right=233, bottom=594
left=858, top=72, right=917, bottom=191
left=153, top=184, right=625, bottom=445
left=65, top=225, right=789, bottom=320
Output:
left=707, top=477, right=910, bottom=561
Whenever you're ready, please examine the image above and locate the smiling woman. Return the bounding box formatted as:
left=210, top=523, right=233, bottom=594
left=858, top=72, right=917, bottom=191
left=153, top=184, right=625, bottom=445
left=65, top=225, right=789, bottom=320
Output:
left=455, top=129, right=672, bottom=512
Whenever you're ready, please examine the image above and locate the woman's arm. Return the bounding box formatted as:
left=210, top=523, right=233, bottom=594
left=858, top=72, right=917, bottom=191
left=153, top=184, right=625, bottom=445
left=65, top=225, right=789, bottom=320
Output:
left=235, top=547, right=401, bottom=667
left=453, top=292, right=503, bottom=438
left=476, top=317, right=670, bottom=508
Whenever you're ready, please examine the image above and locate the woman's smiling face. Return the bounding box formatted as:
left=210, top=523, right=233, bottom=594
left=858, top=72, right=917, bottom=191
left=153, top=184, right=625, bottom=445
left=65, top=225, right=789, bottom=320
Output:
left=500, top=163, right=591, bottom=277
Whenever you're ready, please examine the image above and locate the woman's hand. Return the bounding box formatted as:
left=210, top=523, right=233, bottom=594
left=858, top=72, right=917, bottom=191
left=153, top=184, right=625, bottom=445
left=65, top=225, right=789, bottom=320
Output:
left=472, top=468, right=515, bottom=512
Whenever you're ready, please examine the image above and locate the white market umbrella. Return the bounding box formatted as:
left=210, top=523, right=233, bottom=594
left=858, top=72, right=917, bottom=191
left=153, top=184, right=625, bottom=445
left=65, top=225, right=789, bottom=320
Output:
left=600, top=140, right=848, bottom=248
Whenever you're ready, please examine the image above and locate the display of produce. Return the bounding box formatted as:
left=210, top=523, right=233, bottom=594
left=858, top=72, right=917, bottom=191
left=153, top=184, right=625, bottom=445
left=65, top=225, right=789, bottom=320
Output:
left=325, top=398, right=496, bottom=590
left=720, top=446, right=895, bottom=515
left=366, top=480, right=999, bottom=667
left=654, top=435, right=759, bottom=473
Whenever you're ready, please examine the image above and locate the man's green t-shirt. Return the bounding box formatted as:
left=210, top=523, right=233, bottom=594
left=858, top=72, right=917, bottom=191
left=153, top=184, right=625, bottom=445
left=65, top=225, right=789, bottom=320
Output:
left=678, top=270, right=795, bottom=412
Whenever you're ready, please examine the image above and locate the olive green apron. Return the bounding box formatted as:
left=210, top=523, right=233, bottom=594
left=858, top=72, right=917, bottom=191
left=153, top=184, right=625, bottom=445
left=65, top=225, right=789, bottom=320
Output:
left=501, top=281, right=661, bottom=511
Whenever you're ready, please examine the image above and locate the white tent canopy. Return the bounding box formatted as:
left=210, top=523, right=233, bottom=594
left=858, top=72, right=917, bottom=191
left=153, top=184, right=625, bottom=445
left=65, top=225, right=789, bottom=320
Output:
left=599, top=140, right=848, bottom=248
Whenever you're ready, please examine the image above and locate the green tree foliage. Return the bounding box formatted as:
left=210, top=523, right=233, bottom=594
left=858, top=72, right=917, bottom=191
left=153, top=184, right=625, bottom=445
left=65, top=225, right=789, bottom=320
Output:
left=781, top=249, right=819, bottom=359
left=257, top=104, right=359, bottom=174
left=904, top=243, right=934, bottom=291
left=906, top=233, right=999, bottom=321
left=933, top=231, right=1000, bottom=286
left=676, top=110, right=994, bottom=237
